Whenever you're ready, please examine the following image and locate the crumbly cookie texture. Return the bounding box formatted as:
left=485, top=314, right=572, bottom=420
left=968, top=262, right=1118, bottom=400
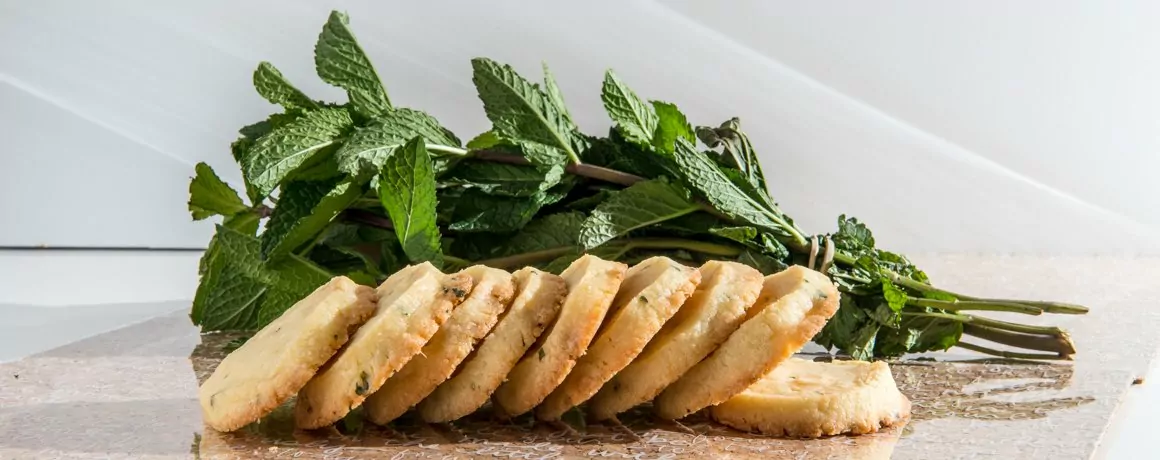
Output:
left=709, top=358, right=911, bottom=437
left=417, top=267, right=567, bottom=423
left=492, top=255, right=627, bottom=418
left=587, top=261, right=763, bottom=421
left=198, top=276, right=376, bottom=432
left=655, top=265, right=840, bottom=420
left=294, top=263, right=472, bottom=429
left=537, top=256, right=700, bottom=421
left=364, top=265, right=515, bottom=425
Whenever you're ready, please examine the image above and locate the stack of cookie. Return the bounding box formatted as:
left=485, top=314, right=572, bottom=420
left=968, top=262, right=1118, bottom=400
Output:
left=197, top=254, right=910, bottom=437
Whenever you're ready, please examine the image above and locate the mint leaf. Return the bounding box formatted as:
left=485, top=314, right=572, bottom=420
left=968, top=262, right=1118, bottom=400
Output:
left=650, top=101, right=694, bottom=154
left=189, top=162, right=248, bottom=220
left=601, top=70, right=657, bottom=147
left=579, top=179, right=699, bottom=249
left=334, top=108, right=460, bottom=175
left=466, top=130, right=502, bottom=150
left=315, top=11, right=391, bottom=117
left=542, top=62, right=574, bottom=125
left=378, top=137, right=442, bottom=266
left=736, top=249, right=788, bottom=275
left=443, top=160, right=551, bottom=197
left=253, top=62, right=320, bottom=111
left=708, top=226, right=758, bottom=245
left=241, top=108, right=353, bottom=200
left=224, top=211, right=261, bottom=236
left=882, top=280, right=909, bottom=313
left=260, top=176, right=366, bottom=261
left=448, top=188, right=566, bottom=233
left=670, top=139, right=789, bottom=236
left=191, top=225, right=332, bottom=331
left=471, top=58, right=581, bottom=166
left=875, top=315, right=962, bottom=357
left=500, top=211, right=584, bottom=255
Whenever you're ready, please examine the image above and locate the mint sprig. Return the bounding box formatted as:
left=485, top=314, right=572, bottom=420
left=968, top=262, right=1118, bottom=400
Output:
left=186, top=10, right=1087, bottom=361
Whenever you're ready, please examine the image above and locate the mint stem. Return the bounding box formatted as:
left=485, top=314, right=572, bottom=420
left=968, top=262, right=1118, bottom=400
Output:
left=906, top=298, right=1043, bottom=315
left=955, top=341, right=1072, bottom=361
left=470, top=150, right=644, bottom=186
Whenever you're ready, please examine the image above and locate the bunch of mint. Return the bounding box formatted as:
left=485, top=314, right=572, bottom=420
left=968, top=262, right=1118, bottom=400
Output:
left=188, top=11, right=1085, bottom=360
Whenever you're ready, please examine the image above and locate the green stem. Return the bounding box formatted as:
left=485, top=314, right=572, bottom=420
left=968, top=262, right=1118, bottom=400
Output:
left=962, top=324, right=1075, bottom=357
left=902, top=310, right=970, bottom=322
left=965, top=315, right=1065, bottom=337
left=907, top=298, right=1043, bottom=315
left=955, top=341, right=1072, bottom=361
left=425, top=144, right=469, bottom=156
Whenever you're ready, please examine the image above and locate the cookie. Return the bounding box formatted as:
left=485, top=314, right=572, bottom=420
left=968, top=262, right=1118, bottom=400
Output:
left=417, top=267, right=567, bottom=423
left=492, top=255, right=626, bottom=418
left=654, top=265, right=839, bottom=420
left=587, top=261, right=763, bottom=421
left=709, top=358, right=911, bottom=437
left=294, top=263, right=472, bottom=429
left=364, top=266, right=515, bottom=425
left=536, top=256, right=699, bottom=420
left=198, top=276, right=376, bottom=432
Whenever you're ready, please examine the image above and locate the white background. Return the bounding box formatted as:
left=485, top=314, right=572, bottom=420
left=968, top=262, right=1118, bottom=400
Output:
left=2, top=0, right=1159, bottom=253
left=0, top=2, right=1157, bottom=458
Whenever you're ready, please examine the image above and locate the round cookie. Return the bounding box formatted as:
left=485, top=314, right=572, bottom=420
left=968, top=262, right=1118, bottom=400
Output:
left=364, top=266, right=515, bottom=425
left=709, top=358, right=911, bottom=437
left=294, top=263, right=472, bottom=429
left=417, top=267, right=567, bottom=423
left=587, top=261, right=763, bottom=421
left=492, top=255, right=627, bottom=418
left=654, top=265, right=840, bottom=420
left=536, top=256, right=700, bottom=420
left=198, top=276, right=376, bottom=432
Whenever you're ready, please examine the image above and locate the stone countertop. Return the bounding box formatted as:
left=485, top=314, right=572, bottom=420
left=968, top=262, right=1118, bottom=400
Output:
left=1, top=255, right=1157, bottom=459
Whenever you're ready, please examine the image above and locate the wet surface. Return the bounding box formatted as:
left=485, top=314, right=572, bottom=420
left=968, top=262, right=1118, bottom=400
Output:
left=2, top=255, right=1159, bottom=459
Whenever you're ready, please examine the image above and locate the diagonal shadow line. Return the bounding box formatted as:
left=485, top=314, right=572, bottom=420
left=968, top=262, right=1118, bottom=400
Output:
left=643, top=0, right=1160, bottom=239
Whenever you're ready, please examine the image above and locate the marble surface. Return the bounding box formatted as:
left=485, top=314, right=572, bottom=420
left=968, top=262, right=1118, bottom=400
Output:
left=1, top=255, right=1158, bottom=459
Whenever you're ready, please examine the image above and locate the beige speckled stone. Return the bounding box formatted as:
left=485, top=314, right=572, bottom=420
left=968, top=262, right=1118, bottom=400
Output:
left=0, top=255, right=1157, bottom=459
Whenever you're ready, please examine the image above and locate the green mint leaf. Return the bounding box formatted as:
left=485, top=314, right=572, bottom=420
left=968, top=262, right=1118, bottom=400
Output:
left=191, top=225, right=331, bottom=331
left=833, top=214, right=875, bottom=252
left=601, top=70, right=657, bottom=147
left=334, top=108, right=460, bottom=176
left=697, top=118, right=768, bottom=197
left=875, top=315, right=962, bottom=357
left=232, top=114, right=303, bottom=204
left=500, top=211, right=584, bottom=255
left=736, top=249, right=788, bottom=275
left=448, top=187, right=566, bottom=233
left=260, top=176, right=366, bottom=261
left=471, top=58, right=581, bottom=166
left=253, top=62, right=320, bottom=111
left=285, top=148, right=342, bottom=182
left=378, top=137, right=442, bottom=266
left=708, top=226, right=758, bottom=245
left=224, top=211, right=261, bottom=236
left=465, top=130, right=502, bottom=150
left=443, top=160, right=552, bottom=197
left=189, top=162, right=248, bottom=220
left=881, top=280, right=909, bottom=313
left=650, top=101, right=694, bottom=154
left=241, top=108, right=353, bottom=200
left=314, top=11, right=391, bottom=117
left=566, top=189, right=616, bottom=211
left=670, top=139, right=788, bottom=236
left=542, top=62, right=574, bottom=125
left=579, top=179, right=699, bottom=249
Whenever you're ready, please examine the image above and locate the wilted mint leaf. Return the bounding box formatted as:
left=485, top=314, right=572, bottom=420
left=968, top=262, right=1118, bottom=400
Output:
left=253, top=62, right=320, bottom=111
left=601, top=70, right=657, bottom=147
left=579, top=179, right=699, bottom=249
left=471, top=58, right=582, bottom=166
left=189, top=162, right=248, bottom=220
left=314, top=11, right=391, bottom=118
left=241, top=108, right=353, bottom=200
left=378, top=137, right=442, bottom=266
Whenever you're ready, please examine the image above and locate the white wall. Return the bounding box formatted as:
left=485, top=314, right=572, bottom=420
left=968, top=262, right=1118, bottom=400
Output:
left=2, top=0, right=1158, bottom=254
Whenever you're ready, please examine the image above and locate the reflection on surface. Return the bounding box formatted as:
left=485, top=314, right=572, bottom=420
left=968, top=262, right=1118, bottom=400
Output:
left=191, top=334, right=1087, bottom=459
